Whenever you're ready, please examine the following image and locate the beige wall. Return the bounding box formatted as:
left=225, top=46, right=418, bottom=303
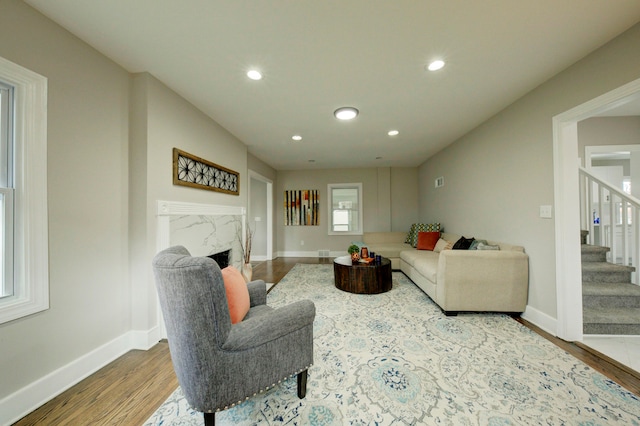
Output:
left=419, top=23, right=640, bottom=320
left=276, top=167, right=417, bottom=254
left=578, top=116, right=640, bottom=169
left=0, top=0, right=131, bottom=399
left=130, top=73, right=248, bottom=331
left=391, top=167, right=419, bottom=231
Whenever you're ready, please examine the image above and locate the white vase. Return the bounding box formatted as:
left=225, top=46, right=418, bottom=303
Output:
left=242, top=263, right=253, bottom=283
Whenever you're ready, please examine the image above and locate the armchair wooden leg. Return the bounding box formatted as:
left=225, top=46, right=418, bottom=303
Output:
left=204, top=412, right=215, bottom=426
left=297, top=369, right=308, bottom=399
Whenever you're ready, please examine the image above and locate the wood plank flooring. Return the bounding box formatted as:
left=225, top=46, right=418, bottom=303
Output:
left=12, top=257, right=640, bottom=425
left=12, top=341, right=178, bottom=426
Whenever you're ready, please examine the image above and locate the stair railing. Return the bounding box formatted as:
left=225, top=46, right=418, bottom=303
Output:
left=579, top=167, right=640, bottom=284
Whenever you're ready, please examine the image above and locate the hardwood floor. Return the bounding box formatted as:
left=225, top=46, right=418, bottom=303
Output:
left=12, top=342, right=178, bottom=426
left=13, top=257, right=640, bottom=425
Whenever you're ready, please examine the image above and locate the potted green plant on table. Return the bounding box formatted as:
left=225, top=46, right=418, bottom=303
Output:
left=348, top=244, right=361, bottom=263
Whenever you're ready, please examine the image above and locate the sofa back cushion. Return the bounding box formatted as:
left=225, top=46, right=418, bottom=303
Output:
left=364, top=232, right=407, bottom=244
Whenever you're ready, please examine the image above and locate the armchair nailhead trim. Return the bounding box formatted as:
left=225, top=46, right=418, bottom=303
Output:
left=209, top=364, right=313, bottom=413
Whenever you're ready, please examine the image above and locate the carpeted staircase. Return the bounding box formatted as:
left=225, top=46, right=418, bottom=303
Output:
left=581, top=231, right=640, bottom=335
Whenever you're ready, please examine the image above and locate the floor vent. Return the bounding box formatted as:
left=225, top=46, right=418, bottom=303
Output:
left=319, top=249, right=330, bottom=258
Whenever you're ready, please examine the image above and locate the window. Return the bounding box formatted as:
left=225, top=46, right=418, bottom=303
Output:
left=328, top=183, right=363, bottom=235
left=0, top=56, right=48, bottom=324
left=0, top=81, right=14, bottom=299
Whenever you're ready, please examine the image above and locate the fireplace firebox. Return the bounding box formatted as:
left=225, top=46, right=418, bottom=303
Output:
left=207, top=249, right=231, bottom=269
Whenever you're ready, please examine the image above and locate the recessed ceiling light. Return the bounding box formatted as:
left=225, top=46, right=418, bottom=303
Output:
left=334, top=107, right=359, bottom=120
left=292, top=135, right=302, bottom=141
left=427, top=60, right=445, bottom=71
left=308, top=159, right=315, bottom=163
left=247, top=69, right=262, bottom=80
left=376, top=156, right=383, bottom=160
left=388, top=130, right=399, bottom=136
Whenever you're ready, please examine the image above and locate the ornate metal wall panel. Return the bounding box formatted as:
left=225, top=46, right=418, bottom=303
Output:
left=173, top=148, right=239, bottom=195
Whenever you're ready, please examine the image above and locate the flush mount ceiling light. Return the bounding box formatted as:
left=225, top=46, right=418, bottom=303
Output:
left=334, top=107, right=359, bottom=120
left=292, top=135, right=302, bottom=141
left=427, top=60, right=445, bottom=71
left=247, top=69, right=263, bottom=80
left=388, top=130, right=399, bottom=136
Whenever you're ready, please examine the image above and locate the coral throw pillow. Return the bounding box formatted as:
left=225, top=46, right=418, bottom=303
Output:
left=417, top=231, right=440, bottom=251
left=221, top=266, right=250, bottom=324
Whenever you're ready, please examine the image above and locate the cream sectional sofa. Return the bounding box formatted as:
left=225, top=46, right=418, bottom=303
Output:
left=359, top=232, right=412, bottom=270
left=362, top=232, right=529, bottom=315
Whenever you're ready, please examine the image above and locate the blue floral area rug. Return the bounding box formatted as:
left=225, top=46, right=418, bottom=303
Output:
left=144, top=264, right=640, bottom=425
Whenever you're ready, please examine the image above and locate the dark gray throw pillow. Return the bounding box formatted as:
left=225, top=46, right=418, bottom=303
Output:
left=452, top=236, right=475, bottom=250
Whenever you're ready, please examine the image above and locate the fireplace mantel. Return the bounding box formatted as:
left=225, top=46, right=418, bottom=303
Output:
left=156, top=200, right=246, bottom=266
left=157, top=200, right=246, bottom=217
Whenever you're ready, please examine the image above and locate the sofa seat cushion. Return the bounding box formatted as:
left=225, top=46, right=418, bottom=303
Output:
left=400, top=250, right=439, bottom=282
left=414, top=255, right=439, bottom=283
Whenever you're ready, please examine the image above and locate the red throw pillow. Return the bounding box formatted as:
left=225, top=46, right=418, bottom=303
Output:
left=221, top=266, right=250, bottom=324
left=417, top=231, right=440, bottom=251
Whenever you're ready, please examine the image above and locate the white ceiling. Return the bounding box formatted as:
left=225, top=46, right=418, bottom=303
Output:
left=24, top=1, right=640, bottom=170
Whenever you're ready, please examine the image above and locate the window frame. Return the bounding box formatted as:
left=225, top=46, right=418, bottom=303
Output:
left=327, top=182, right=363, bottom=236
left=0, top=56, right=49, bottom=324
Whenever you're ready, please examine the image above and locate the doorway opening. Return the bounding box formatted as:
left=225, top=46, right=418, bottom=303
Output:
left=554, top=78, right=640, bottom=347
left=248, top=170, right=273, bottom=261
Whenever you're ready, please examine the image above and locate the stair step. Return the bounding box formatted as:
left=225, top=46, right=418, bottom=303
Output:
left=582, top=262, right=635, bottom=283
left=581, top=244, right=610, bottom=262
left=583, top=282, right=640, bottom=308
left=581, top=230, right=589, bottom=245
left=583, top=281, right=640, bottom=296
left=583, top=306, right=640, bottom=335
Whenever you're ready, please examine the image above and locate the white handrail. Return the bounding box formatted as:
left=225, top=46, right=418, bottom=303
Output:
left=579, top=167, right=640, bottom=284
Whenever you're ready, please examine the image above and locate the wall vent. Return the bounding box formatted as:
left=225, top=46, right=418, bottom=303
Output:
left=435, top=176, right=444, bottom=188
left=319, top=249, right=330, bottom=258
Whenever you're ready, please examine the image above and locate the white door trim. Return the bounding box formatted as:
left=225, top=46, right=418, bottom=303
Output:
left=553, top=77, right=640, bottom=341
left=248, top=170, right=274, bottom=260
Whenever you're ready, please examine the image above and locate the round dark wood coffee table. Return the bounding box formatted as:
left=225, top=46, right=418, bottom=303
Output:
left=333, top=255, right=392, bottom=294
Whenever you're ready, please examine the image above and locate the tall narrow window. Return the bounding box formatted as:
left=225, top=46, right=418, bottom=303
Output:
left=0, top=82, right=14, bottom=299
left=0, top=56, right=48, bottom=324
left=328, top=183, right=363, bottom=235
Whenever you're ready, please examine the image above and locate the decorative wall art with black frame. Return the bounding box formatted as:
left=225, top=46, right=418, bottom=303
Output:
left=284, top=189, right=319, bottom=226
left=173, top=148, right=239, bottom=195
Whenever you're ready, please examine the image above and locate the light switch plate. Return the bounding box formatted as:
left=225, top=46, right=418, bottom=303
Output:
left=540, top=205, right=553, bottom=218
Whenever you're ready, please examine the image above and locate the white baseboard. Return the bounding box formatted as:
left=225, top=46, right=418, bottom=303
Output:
left=0, top=327, right=160, bottom=426
left=278, top=250, right=320, bottom=257
left=130, top=325, right=162, bottom=350
left=277, top=251, right=344, bottom=258
left=521, top=304, right=558, bottom=337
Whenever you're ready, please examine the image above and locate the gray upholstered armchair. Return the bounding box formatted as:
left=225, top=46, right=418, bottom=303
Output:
left=152, top=246, right=315, bottom=426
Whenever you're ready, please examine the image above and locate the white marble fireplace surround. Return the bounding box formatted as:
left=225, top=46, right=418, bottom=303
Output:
left=156, top=200, right=246, bottom=270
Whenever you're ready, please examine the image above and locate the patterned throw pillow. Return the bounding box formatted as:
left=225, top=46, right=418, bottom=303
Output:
left=406, top=223, right=441, bottom=247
